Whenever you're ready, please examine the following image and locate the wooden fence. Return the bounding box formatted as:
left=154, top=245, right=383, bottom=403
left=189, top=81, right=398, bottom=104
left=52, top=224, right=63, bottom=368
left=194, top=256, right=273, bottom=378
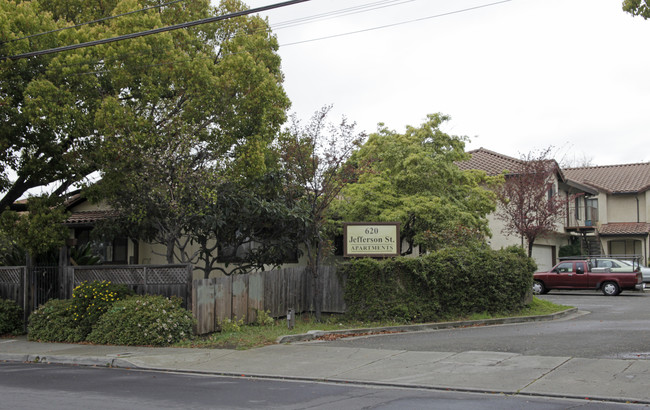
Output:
left=0, top=266, right=28, bottom=325
left=0, top=264, right=193, bottom=319
left=192, top=266, right=346, bottom=334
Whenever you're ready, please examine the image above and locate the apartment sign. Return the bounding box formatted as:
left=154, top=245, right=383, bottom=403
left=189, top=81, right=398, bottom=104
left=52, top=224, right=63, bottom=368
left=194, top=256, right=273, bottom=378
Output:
left=344, top=222, right=400, bottom=258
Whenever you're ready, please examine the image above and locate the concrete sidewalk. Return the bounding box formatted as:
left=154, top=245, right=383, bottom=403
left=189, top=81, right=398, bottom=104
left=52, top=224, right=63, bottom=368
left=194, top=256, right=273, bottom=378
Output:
left=2, top=318, right=650, bottom=405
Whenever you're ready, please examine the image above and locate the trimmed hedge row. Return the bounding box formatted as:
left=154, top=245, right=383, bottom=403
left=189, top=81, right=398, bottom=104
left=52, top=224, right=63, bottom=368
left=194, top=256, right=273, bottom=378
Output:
left=343, top=246, right=536, bottom=322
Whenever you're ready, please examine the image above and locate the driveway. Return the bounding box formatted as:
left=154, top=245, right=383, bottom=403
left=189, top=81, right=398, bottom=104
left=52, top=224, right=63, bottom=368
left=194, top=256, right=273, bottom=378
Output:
left=318, top=290, right=650, bottom=359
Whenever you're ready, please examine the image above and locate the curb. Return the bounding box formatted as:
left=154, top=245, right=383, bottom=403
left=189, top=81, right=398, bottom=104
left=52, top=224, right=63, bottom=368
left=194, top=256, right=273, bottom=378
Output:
left=276, top=308, right=579, bottom=343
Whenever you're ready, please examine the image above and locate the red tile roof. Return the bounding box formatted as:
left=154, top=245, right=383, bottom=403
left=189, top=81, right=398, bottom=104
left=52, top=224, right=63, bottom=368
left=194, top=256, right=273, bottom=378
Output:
left=598, top=223, right=650, bottom=236
left=456, top=147, right=564, bottom=180
left=65, top=210, right=117, bottom=225
left=455, top=147, right=525, bottom=176
left=563, top=163, right=650, bottom=194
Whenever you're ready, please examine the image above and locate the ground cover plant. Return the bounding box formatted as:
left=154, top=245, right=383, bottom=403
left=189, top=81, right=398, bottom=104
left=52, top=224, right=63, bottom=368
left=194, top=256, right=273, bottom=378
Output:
left=178, top=297, right=569, bottom=350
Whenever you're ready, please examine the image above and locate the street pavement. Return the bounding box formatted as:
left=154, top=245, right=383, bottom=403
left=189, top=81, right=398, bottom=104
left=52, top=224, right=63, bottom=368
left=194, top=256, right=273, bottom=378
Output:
left=2, top=309, right=650, bottom=406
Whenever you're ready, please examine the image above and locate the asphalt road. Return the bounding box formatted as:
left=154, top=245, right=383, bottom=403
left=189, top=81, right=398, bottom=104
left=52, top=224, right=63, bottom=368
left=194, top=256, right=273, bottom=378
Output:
left=0, top=362, right=639, bottom=409
left=319, top=290, right=650, bottom=359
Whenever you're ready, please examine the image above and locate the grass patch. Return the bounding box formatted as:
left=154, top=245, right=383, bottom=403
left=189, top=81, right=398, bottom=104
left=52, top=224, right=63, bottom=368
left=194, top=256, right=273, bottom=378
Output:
left=176, top=297, right=571, bottom=350
left=463, top=297, right=572, bottom=321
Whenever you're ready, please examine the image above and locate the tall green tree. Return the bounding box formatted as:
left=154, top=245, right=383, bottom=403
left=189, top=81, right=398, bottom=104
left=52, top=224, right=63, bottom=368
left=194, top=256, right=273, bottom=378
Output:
left=623, top=0, right=650, bottom=19
left=24, top=0, right=294, bottom=267
left=0, top=0, right=102, bottom=211
left=1, top=0, right=289, bottom=240
left=334, top=113, right=499, bottom=254
left=278, top=106, right=366, bottom=321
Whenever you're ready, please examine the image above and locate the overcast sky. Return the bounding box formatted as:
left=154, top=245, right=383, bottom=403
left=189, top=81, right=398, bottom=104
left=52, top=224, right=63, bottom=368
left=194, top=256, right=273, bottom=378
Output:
left=241, top=0, right=650, bottom=166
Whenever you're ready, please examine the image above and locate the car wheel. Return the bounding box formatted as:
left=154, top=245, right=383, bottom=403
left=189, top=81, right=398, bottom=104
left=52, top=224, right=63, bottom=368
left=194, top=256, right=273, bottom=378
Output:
left=532, top=280, right=548, bottom=295
left=601, top=281, right=620, bottom=296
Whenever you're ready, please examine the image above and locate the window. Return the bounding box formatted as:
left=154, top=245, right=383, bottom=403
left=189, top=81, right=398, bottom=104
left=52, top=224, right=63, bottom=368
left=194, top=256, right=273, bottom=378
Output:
left=556, top=262, right=573, bottom=273
left=547, top=184, right=556, bottom=200
left=586, top=198, right=598, bottom=224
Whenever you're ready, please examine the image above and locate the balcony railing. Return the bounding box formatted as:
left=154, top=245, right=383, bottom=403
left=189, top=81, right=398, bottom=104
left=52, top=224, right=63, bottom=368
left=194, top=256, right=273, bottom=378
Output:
left=567, top=203, right=598, bottom=229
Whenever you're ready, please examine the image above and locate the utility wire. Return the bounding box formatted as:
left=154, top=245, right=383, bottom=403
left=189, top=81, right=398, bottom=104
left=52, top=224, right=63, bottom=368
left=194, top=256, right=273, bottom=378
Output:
left=9, top=0, right=512, bottom=75
left=1, top=0, right=311, bottom=61
left=281, top=0, right=512, bottom=47
left=272, top=0, right=415, bottom=29
left=4, top=0, right=415, bottom=71
left=1, top=0, right=188, bottom=45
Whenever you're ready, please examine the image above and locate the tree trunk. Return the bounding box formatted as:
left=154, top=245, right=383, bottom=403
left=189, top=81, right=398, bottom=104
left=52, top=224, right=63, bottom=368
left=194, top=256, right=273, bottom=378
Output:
left=166, top=239, right=175, bottom=264
left=305, top=238, right=322, bottom=322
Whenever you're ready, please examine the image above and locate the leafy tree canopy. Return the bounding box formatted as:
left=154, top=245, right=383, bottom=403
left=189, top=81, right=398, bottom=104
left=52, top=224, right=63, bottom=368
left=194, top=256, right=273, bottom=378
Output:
left=333, top=113, right=499, bottom=254
left=3, top=0, right=293, bottom=267
left=0, top=196, right=69, bottom=263
left=1, top=0, right=288, bottom=210
left=623, top=0, right=650, bottom=19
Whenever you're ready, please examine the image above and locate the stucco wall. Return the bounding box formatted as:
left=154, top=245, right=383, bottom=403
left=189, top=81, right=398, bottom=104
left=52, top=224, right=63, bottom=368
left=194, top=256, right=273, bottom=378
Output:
left=606, top=194, right=645, bottom=223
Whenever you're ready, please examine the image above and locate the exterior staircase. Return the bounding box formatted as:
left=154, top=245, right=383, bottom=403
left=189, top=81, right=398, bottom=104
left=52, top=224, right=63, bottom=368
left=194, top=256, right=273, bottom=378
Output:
left=581, top=233, right=602, bottom=256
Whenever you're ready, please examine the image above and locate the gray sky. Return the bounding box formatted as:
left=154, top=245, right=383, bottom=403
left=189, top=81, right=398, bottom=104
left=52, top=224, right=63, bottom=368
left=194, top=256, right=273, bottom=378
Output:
left=242, top=0, right=650, bottom=166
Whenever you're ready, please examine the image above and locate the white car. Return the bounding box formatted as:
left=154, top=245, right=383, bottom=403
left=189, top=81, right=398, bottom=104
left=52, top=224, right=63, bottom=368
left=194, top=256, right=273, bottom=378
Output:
left=591, top=258, right=650, bottom=283
left=617, top=260, right=650, bottom=283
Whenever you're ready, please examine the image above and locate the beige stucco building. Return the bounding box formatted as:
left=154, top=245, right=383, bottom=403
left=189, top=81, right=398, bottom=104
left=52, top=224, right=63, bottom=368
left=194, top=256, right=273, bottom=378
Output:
left=457, top=148, right=650, bottom=271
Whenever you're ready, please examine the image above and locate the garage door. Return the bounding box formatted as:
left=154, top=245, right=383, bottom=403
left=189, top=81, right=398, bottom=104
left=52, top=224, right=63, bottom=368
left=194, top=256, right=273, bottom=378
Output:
left=531, top=245, right=554, bottom=272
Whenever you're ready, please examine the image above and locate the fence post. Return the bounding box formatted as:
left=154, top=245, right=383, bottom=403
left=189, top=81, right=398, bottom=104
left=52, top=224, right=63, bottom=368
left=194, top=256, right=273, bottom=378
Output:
left=186, top=264, right=192, bottom=309
left=22, top=267, right=28, bottom=332
left=144, top=266, right=149, bottom=295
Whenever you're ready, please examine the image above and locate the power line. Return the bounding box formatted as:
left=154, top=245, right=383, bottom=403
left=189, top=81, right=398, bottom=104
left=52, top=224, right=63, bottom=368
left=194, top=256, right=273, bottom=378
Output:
left=9, top=0, right=513, bottom=76
left=1, top=0, right=188, bottom=45
left=6, top=0, right=416, bottom=72
left=272, top=0, right=415, bottom=29
left=1, top=0, right=311, bottom=61
left=280, top=0, right=513, bottom=47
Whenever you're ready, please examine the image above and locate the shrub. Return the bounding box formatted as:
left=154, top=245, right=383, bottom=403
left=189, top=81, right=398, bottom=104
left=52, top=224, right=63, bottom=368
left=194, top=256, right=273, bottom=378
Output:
left=87, top=295, right=195, bottom=346
left=254, top=309, right=275, bottom=326
left=218, top=317, right=245, bottom=333
left=343, top=246, right=536, bottom=323
left=69, top=280, right=134, bottom=337
left=28, top=299, right=85, bottom=342
left=0, top=299, right=24, bottom=335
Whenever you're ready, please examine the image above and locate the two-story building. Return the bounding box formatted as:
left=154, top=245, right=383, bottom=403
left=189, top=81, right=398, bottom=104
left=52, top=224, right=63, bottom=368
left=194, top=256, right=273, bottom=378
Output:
left=458, top=148, right=650, bottom=270
left=563, top=163, right=650, bottom=265
left=456, top=148, right=591, bottom=271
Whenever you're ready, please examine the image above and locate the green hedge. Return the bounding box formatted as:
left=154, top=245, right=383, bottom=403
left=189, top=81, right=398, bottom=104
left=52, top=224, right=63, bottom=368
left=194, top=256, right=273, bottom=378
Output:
left=69, top=280, right=134, bottom=337
left=343, top=246, right=535, bottom=322
left=0, top=299, right=24, bottom=335
left=28, top=299, right=86, bottom=342
left=28, top=281, right=194, bottom=346
left=87, top=295, right=196, bottom=346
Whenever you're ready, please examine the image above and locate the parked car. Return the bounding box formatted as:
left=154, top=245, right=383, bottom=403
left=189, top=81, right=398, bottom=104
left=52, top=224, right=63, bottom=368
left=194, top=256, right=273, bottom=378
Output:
left=591, top=258, right=636, bottom=272
left=533, top=259, right=644, bottom=296
left=615, top=259, right=650, bottom=283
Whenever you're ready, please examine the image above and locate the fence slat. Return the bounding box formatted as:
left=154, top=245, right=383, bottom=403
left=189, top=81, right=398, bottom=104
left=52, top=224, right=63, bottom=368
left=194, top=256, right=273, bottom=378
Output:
left=191, top=266, right=344, bottom=334
left=213, top=276, right=230, bottom=325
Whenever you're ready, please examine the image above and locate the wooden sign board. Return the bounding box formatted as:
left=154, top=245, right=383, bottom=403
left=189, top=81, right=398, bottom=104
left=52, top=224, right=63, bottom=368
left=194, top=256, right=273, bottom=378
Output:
left=343, top=222, right=400, bottom=258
